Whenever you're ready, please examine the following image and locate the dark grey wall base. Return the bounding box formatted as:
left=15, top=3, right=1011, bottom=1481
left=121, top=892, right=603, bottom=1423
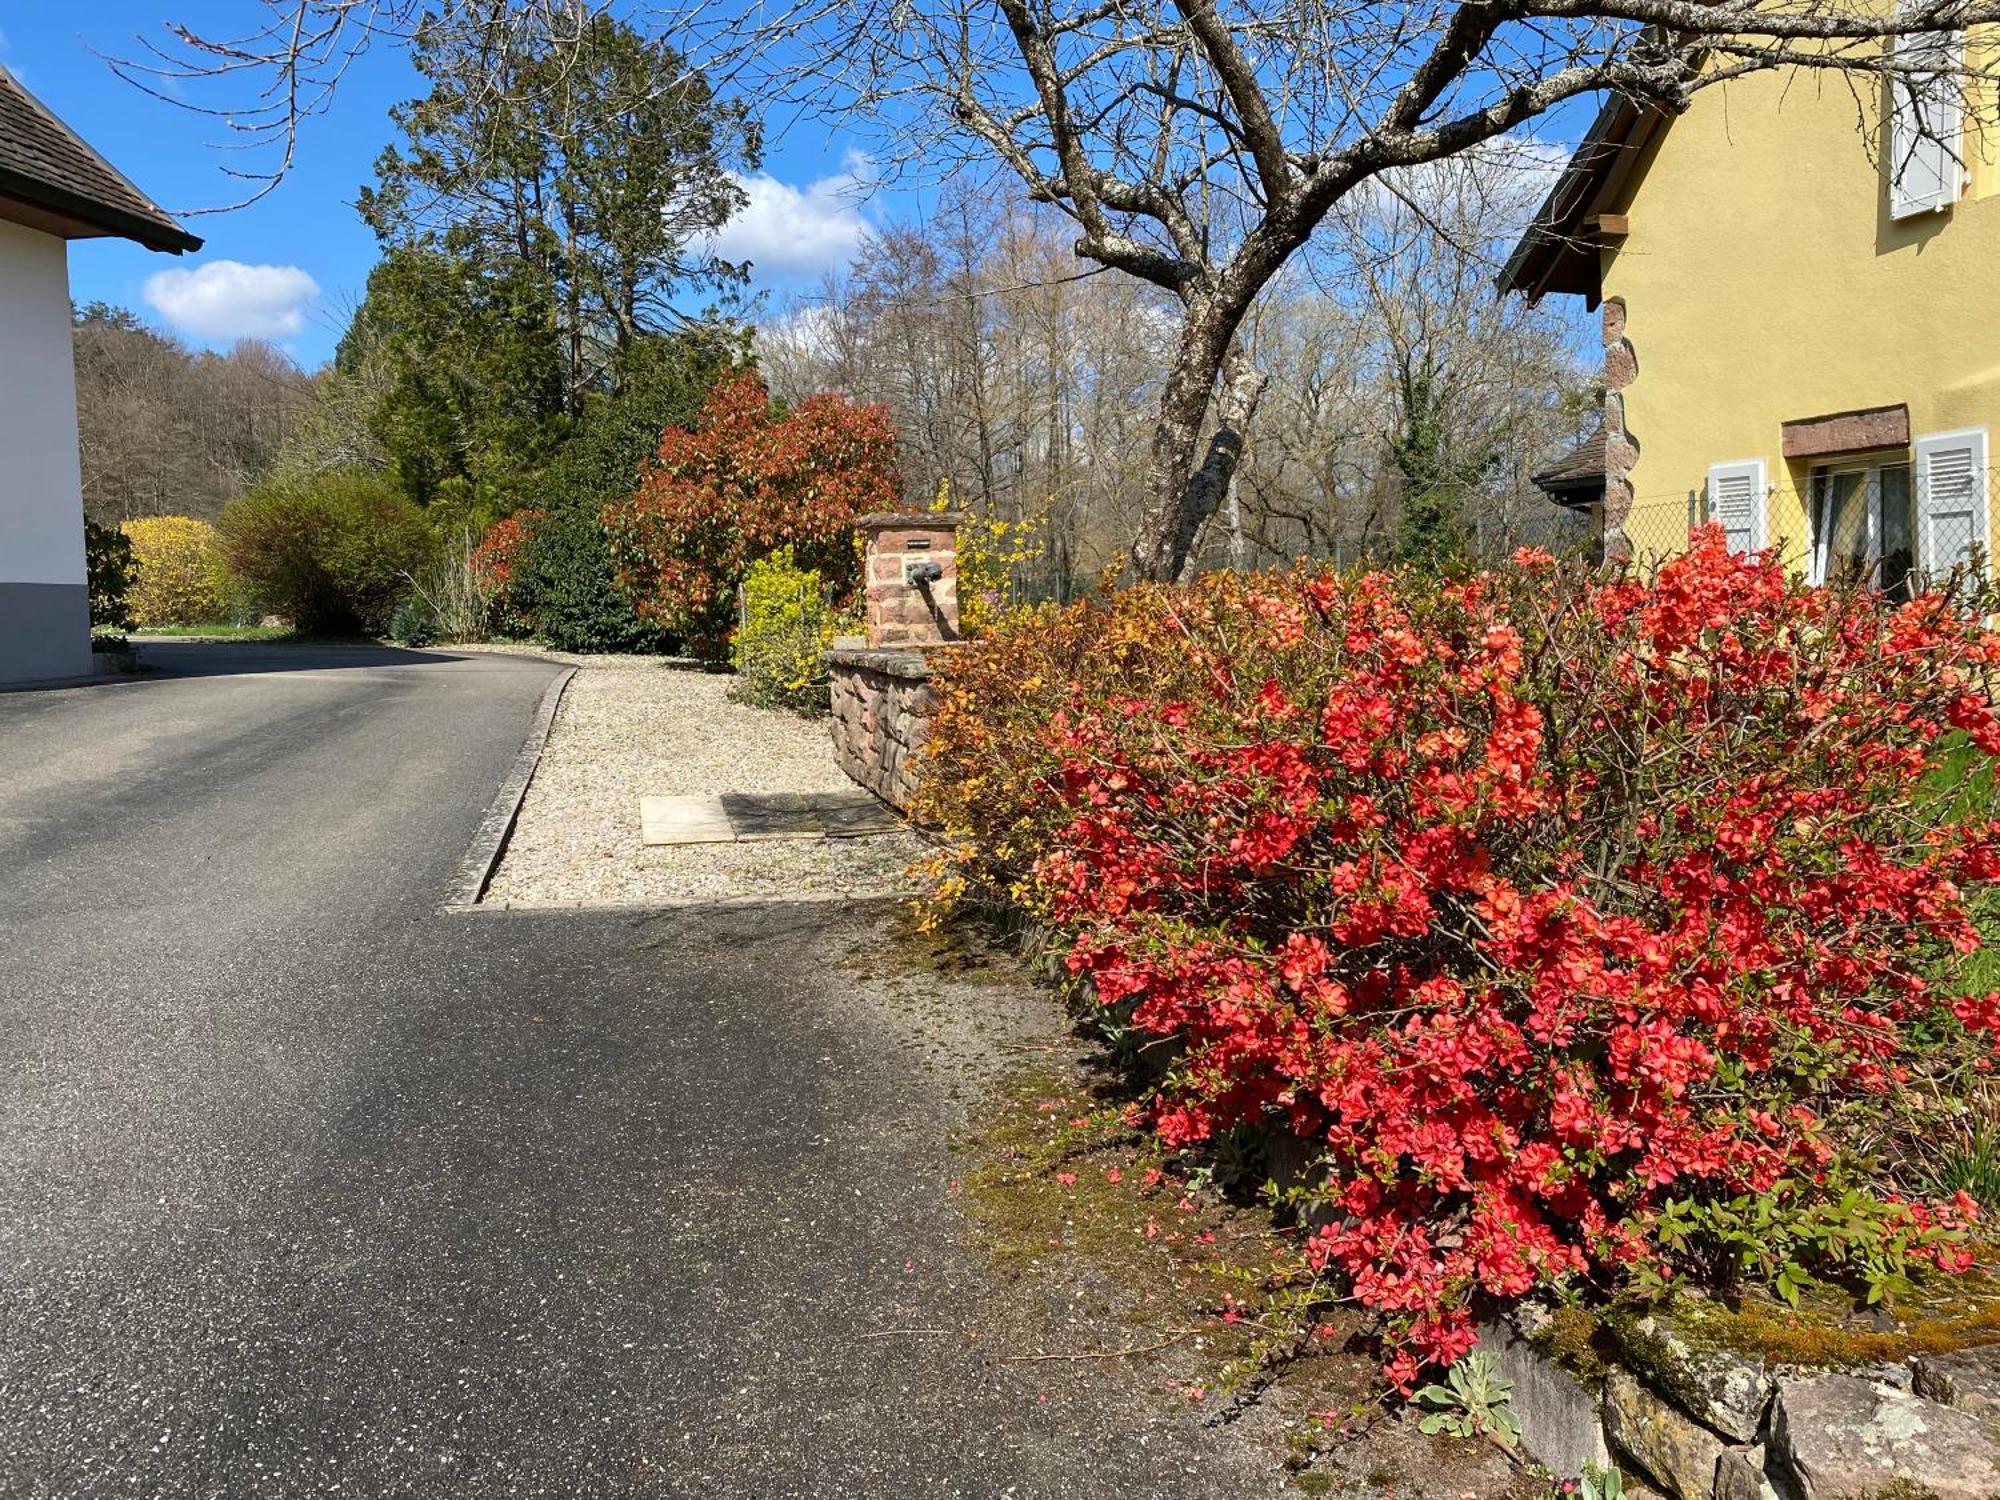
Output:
left=0, top=581, right=90, bottom=686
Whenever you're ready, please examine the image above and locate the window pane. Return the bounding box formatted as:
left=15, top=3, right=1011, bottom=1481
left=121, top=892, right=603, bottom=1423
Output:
left=1880, top=465, right=1913, bottom=600
left=1823, top=472, right=1871, bottom=588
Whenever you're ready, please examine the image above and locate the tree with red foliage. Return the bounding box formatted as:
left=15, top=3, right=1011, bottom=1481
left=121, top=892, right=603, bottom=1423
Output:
left=470, top=509, right=544, bottom=635
left=920, top=529, right=2000, bottom=1387
left=601, top=372, right=899, bottom=658
left=471, top=510, right=543, bottom=594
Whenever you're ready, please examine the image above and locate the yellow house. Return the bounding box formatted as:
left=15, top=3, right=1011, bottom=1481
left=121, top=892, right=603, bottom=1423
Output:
left=1502, top=37, right=1999, bottom=594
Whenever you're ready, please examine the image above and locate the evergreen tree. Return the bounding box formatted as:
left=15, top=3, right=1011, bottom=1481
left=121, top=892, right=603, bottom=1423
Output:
left=350, top=7, right=757, bottom=503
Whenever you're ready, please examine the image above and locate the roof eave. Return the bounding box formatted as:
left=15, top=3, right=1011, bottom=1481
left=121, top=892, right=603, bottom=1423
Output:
left=1533, top=473, right=1608, bottom=495
left=1498, top=93, right=1668, bottom=304
left=0, top=166, right=201, bottom=255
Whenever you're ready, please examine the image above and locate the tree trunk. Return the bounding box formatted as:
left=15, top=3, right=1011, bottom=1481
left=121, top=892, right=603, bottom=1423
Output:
left=1127, top=303, right=1269, bottom=582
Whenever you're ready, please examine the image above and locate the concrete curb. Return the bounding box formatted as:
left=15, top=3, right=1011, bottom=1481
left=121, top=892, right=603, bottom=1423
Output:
left=439, top=665, right=577, bottom=912
left=451, top=890, right=913, bottom=916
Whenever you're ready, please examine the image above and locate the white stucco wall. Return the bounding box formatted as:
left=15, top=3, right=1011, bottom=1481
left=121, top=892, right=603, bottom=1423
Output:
left=0, top=216, right=85, bottom=588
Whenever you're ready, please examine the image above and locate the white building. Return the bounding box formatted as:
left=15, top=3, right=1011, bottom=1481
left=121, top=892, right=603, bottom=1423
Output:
left=1, top=64, right=198, bottom=686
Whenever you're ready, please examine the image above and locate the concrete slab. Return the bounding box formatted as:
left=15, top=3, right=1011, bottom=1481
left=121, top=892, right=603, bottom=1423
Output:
left=816, top=793, right=903, bottom=838
left=720, top=791, right=824, bottom=841
left=639, top=790, right=909, bottom=845
left=639, top=795, right=736, bottom=846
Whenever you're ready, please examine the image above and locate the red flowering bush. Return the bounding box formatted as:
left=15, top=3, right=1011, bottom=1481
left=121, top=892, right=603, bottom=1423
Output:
left=472, top=510, right=542, bottom=592
left=917, top=530, right=2000, bottom=1386
left=601, top=372, right=899, bottom=658
left=470, top=509, right=544, bottom=634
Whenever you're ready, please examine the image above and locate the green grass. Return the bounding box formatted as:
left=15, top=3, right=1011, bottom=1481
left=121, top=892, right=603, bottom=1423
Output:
left=1911, top=1113, right=2000, bottom=1211
left=1924, top=733, right=2000, bottom=997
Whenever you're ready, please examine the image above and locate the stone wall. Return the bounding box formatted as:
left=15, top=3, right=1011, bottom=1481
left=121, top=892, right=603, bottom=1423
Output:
left=1485, top=1302, right=2000, bottom=1498
left=1601, top=296, right=1642, bottom=562
left=826, top=647, right=942, bottom=811
left=858, top=511, right=962, bottom=648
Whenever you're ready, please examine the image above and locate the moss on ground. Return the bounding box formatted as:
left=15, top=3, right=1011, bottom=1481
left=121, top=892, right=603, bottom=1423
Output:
left=1525, top=1303, right=1618, bottom=1387
left=958, top=1059, right=1297, bottom=1369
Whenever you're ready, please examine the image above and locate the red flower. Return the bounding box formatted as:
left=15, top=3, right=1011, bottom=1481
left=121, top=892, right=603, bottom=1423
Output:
left=921, top=523, right=2000, bottom=1384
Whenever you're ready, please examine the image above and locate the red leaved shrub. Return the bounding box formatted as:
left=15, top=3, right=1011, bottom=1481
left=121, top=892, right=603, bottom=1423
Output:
left=600, top=372, right=898, bottom=658
left=916, top=530, right=2000, bottom=1385
left=471, top=509, right=544, bottom=631
left=472, top=510, right=543, bottom=593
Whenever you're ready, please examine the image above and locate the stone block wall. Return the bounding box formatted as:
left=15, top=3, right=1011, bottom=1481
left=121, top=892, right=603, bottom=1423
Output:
left=826, top=647, right=941, bottom=810
left=1601, top=296, right=1641, bottom=561
left=1485, top=1302, right=2000, bottom=1498
left=858, top=511, right=962, bottom=648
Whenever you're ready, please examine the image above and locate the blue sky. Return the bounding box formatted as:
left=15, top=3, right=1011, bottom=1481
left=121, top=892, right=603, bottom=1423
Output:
left=0, top=2, right=884, bottom=368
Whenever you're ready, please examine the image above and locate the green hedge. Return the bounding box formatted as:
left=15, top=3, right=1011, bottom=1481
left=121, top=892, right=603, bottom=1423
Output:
left=217, top=471, right=435, bottom=634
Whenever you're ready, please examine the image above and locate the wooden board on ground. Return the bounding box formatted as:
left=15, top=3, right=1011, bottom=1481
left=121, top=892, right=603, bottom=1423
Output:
left=639, top=795, right=738, bottom=846
left=638, top=789, right=904, bottom=846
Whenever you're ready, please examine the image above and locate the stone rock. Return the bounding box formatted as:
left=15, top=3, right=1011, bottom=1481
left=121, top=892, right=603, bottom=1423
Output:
left=824, top=650, right=940, bottom=810
left=1773, top=1373, right=2000, bottom=1500
left=1603, top=1368, right=1728, bottom=1500
left=1476, top=1316, right=1611, bottom=1478
left=1714, top=1446, right=1781, bottom=1500
left=1917, top=1346, right=2000, bottom=1425
left=1857, top=1359, right=1914, bottom=1392
left=1629, top=1311, right=1776, bottom=1442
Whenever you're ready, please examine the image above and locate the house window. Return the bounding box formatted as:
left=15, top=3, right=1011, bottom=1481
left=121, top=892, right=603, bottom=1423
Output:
left=1809, top=462, right=1915, bottom=598
left=1811, top=430, right=1991, bottom=594
left=1889, top=21, right=1967, bottom=217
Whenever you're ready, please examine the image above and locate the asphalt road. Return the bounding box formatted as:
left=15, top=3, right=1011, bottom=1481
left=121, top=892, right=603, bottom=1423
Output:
left=0, top=644, right=1277, bottom=1499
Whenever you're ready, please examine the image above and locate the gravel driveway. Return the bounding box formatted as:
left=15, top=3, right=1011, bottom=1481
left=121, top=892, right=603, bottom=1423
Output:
left=483, top=653, right=923, bottom=906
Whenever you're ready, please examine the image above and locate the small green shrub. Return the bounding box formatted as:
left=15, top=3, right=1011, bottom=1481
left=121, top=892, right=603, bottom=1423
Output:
left=731, top=547, right=843, bottom=714
left=1413, top=1350, right=1519, bottom=1446
left=509, top=503, right=663, bottom=653
left=85, top=519, right=136, bottom=635
left=389, top=596, right=438, bottom=647
left=217, top=470, right=435, bottom=634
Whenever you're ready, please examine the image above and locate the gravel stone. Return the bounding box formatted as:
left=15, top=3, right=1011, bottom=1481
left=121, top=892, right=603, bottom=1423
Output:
left=480, top=654, right=923, bottom=906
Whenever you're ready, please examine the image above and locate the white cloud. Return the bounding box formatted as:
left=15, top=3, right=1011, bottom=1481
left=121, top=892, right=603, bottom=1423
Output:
left=143, top=260, right=320, bottom=342
left=708, top=154, right=872, bottom=278
left=1361, top=137, right=1571, bottom=222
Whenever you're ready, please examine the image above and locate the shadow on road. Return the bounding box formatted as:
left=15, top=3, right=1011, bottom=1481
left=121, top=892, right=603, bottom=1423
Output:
left=135, top=640, right=482, bottom=678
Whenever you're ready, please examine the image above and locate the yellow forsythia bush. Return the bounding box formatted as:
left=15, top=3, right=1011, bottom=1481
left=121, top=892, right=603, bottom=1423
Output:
left=121, top=515, right=226, bottom=627
left=730, top=546, right=850, bottom=716
left=929, top=478, right=1048, bottom=637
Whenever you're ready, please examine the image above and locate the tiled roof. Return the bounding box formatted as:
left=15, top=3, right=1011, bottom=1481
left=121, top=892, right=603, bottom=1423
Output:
left=0, top=64, right=200, bottom=254
left=1497, top=93, right=1669, bottom=304
left=1531, top=425, right=1608, bottom=493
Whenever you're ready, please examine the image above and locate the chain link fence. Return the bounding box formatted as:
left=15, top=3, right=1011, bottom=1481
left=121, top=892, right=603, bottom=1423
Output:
left=1563, top=465, right=1994, bottom=593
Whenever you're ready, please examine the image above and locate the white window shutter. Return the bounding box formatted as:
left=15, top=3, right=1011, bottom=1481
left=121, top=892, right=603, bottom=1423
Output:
left=1915, top=426, right=1989, bottom=578
left=1708, top=459, right=1768, bottom=556
left=1890, top=28, right=1966, bottom=218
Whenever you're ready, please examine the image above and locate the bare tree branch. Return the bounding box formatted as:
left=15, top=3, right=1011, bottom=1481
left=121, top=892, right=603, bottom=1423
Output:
left=124, top=0, right=2000, bottom=572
